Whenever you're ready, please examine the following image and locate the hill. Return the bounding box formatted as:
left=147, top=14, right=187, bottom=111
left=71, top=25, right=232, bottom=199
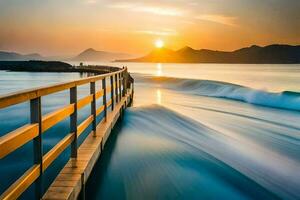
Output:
left=0, top=61, right=121, bottom=74
left=73, top=48, right=133, bottom=62
left=0, top=61, right=73, bottom=72
left=117, top=44, right=300, bottom=64
left=0, top=51, right=44, bottom=61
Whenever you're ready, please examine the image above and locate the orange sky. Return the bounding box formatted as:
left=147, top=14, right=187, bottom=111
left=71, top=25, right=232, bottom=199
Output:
left=0, top=0, right=299, bottom=56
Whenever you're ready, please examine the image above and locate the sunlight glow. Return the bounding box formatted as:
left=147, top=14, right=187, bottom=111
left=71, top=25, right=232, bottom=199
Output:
left=155, top=40, right=164, bottom=48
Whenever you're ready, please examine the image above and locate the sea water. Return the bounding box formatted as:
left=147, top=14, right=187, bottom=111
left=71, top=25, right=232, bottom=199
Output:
left=0, top=64, right=300, bottom=199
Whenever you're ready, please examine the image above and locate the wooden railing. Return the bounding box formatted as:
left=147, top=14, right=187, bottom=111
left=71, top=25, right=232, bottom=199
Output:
left=0, top=67, right=133, bottom=200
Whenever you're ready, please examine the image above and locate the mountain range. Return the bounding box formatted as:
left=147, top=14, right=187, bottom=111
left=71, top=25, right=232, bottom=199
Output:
left=0, top=48, right=133, bottom=62
left=1, top=44, right=300, bottom=63
left=117, top=44, right=300, bottom=64
left=0, top=51, right=44, bottom=61
left=72, top=48, right=133, bottom=62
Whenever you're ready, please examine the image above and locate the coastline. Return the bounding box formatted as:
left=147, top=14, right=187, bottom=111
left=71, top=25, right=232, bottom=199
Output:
left=0, top=60, right=120, bottom=74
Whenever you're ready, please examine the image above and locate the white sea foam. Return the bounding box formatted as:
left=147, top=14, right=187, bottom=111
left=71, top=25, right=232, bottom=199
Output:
left=135, top=75, right=300, bottom=111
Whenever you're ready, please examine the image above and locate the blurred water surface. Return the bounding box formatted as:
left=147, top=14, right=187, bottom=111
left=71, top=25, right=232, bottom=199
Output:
left=1, top=63, right=300, bottom=199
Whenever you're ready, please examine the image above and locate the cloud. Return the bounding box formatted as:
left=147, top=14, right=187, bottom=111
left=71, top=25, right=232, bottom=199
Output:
left=108, top=3, right=183, bottom=17
left=180, top=20, right=196, bottom=25
left=196, top=15, right=237, bottom=26
left=133, top=29, right=178, bottom=36
left=83, top=0, right=97, bottom=4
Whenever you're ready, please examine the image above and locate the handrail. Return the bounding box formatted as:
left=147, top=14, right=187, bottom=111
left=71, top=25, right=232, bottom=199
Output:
left=0, top=68, right=126, bottom=109
left=0, top=66, right=133, bottom=200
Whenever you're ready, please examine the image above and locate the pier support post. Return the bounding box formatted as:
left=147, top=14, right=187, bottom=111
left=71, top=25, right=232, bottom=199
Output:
left=80, top=173, right=86, bottom=200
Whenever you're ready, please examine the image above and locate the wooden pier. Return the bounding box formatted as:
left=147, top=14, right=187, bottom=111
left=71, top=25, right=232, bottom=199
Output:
left=0, top=67, right=134, bottom=200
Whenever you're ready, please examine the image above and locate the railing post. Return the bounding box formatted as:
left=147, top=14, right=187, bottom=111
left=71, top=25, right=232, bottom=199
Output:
left=110, top=75, right=114, bottom=111
left=115, top=74, right=118, bottom=104
left=70, top=87, right=78, bottom=162
left=122, top=70, right=126, bottom=97
left=80, top=173, right=86, bottom=200
left=118, top=73, right=122, bottom=101
left=90, top=82, right=96, bottom=136
left=102, top=78, right=107, bottom=121
left=30, top=97, right=43, bottom=199
left=124, top=68, right=128, bottom=96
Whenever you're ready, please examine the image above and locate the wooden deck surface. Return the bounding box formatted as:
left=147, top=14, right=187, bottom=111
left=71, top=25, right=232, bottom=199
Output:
left=42, top=94, right=130, bottom=200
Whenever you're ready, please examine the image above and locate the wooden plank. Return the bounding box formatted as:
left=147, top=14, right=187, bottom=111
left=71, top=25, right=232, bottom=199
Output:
left=105, top=84, right=117, bottom=93
left=42, top=94, right=130, bottom=200
left=0, top=165, right=40, bottom=200
left=77, top=115, right=94, bottom=137
left=106, top=86, right=111, bottom=92
left=95, top=90, right=104, bottom=100
left=96, top=119, right=111, bottom=142
left=77, top=95, right=93, bottom=110
left=96, top=105, right=105, bottom=116
left=43, top=133, right=75, bottom=171
left=42, top=104, right=75, bottom=132
left=107, top=99, right=112, bottom=107
left=0, top=68, right=127, bottom=109
left=43, top=187, right=74, bottom=200
left=55, top=174, right=81, bottom=181
left=0, top=83, right=74, bottom=109
left=0, top=124, right=39, bottom=158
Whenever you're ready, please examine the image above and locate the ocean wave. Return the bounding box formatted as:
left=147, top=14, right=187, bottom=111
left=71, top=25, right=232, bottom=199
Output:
left=136, top=75, right=300, bottom=111
left=125, top=105, right=300, bottom=199
left=88, top=105, right=300, bottom=199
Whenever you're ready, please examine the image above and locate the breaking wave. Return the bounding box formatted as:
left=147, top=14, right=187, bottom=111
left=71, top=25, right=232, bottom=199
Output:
left=137, top=75, right=300, bottom=111
left=87, top=105, right=300, bottom=199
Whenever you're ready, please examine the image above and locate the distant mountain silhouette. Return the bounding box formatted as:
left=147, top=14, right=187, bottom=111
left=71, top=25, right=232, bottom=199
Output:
left=117, top=44, right=300, bottom=64
left=73, top=48, right=133, bottom=62
left=0, top=51, right=44, bottom=61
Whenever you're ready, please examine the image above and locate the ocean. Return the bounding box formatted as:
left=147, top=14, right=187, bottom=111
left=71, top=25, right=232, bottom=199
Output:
left=1, top=63, right=300, bottom=199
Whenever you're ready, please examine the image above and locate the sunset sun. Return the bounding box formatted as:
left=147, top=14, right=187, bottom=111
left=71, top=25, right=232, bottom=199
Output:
left=155, top=39, right=164, bottom=48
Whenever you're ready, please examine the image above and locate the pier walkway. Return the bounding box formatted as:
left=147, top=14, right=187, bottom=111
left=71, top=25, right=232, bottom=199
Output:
left=0, top=67, right=134, bottom=200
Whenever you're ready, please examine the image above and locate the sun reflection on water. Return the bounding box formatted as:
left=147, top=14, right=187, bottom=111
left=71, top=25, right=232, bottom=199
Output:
left=156, top=63, right=162, bottom=76
left=156, top=89, right=161, bottom=104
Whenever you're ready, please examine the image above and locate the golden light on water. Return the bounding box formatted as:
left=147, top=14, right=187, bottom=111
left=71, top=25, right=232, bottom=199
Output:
left=156, top=63, right=163, bottom=76
left=155, top=39, right=164, bottom=48
left=156, top=89, right=162, bottom=104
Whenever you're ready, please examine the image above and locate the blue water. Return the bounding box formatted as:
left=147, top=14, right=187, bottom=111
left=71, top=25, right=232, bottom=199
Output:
left=86, top=106, right=279, bottom=200
left=1, top=64, right=300, bottom=199
left=84, top=72, right=300, bottom=200
left=0, top=72, right=108, bottom=199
